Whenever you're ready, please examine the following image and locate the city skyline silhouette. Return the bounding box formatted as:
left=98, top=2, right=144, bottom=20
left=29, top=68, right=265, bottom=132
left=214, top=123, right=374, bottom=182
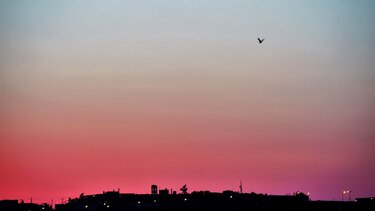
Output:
left=1, top=185, right=374, bottom=211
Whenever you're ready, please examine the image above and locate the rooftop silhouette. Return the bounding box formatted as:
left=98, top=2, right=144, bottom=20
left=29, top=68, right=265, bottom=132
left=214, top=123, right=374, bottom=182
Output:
left=1, top=185, right=374, bottom=211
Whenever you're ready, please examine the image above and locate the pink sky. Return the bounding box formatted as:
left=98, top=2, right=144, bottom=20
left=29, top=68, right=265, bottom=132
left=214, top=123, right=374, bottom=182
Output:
left=1, top=0, right=374, bottom=202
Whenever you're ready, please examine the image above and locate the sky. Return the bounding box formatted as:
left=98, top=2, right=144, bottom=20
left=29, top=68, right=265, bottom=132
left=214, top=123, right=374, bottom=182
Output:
left=0, top=0, right=374, bottom=202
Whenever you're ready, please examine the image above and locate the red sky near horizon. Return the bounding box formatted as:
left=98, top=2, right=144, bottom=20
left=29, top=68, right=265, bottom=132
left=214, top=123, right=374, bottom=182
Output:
left=1, top=1, right=374, bottom=203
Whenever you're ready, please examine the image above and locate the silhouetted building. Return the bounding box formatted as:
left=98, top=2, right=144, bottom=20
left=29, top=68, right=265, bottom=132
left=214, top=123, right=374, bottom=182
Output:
left=356, top=197, right=375, bottom=210
left=102, top=190, right=120, bottom=198
left=0, top=200, right=52, bottom=211
left=151, top=185, right=158, bottom=195
left=159, top=188, right=169, bottom=196
left=0, top=200, right=18, bottom=211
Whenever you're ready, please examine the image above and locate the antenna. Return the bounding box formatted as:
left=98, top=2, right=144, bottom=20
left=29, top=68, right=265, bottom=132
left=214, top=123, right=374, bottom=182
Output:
left=239, top=180, right=243, bottom=194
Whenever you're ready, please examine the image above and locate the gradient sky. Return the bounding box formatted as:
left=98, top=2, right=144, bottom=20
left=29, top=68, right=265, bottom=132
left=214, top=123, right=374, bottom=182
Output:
left=1, top=0, right=374, bottom=202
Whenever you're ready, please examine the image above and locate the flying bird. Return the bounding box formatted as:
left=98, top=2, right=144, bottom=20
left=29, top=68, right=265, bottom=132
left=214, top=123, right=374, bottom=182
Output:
left=258, top=38, right=265, bottom=43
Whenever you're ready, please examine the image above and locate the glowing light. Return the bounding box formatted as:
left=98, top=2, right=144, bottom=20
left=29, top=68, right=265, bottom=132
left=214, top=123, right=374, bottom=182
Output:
left=106, top=205, right=110, bottom=208
left=184, top=198, right=187, bottom=201
left=138, top=201, right=141, bottom=204
left=85, top=205, right=88, bottom=208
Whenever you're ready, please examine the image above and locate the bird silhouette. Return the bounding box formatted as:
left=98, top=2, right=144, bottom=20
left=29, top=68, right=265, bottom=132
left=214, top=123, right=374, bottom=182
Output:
left=258, top=38, right=265, bottom=43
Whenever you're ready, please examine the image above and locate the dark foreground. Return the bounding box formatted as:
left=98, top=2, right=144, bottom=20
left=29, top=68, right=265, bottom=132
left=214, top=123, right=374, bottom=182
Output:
left=1, top=190, right=374, bottom=211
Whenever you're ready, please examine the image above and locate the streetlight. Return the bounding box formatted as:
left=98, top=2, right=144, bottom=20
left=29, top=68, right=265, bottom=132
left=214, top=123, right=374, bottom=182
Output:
left=342, top=190, right=352, bottom=201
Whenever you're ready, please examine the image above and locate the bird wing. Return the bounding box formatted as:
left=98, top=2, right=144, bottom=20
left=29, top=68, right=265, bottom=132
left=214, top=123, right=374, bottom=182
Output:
left=257, top=38, right=261, bottom=42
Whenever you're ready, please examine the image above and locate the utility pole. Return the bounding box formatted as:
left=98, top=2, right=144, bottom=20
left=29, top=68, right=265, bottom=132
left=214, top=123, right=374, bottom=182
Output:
left=342, top=191, right=346, bottom=201
left=239, top=180, right=243, bottom=194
